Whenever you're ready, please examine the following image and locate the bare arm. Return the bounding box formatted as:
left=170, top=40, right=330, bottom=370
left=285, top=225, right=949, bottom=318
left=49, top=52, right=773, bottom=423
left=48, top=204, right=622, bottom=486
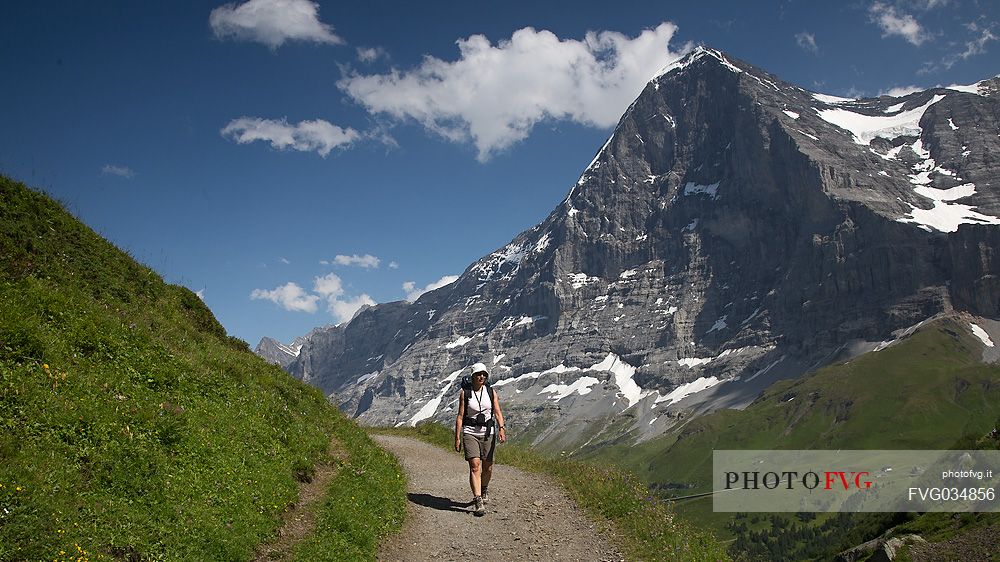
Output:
left=492, top=389, right=507, bottom=443
left=454, top=389, right=465, bottom=452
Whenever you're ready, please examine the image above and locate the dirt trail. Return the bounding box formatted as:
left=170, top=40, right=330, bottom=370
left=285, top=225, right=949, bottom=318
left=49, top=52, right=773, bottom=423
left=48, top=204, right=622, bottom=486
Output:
left=253, top=438, right=346, bottom=562
left=375, top=435, right=625, bottom=562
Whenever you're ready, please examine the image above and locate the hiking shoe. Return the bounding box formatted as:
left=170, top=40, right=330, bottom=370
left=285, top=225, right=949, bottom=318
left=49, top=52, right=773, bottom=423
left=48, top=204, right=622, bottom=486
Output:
left=481, top=490, right=490, bottom=505
left=473, top=496, right=485, bottom=516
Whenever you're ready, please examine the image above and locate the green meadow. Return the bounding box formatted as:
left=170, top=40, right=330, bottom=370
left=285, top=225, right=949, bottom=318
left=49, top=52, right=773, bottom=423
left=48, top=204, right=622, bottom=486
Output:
left=0, top=176, right=404, bottom=561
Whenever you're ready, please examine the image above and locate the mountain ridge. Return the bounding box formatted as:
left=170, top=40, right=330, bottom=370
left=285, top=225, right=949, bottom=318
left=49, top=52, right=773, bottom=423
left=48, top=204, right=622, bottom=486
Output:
left=261, top=47, right=1000, bottom=449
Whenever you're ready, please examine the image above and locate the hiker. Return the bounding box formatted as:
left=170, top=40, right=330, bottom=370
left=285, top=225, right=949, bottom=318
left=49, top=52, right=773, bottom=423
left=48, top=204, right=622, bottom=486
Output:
left=454, top=362, right=506, bottom=516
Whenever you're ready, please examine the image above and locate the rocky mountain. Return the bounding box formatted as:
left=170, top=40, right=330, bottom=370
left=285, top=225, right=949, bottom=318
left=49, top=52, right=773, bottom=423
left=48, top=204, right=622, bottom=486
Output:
left=255, top=334, right=312, bottom=369
left=260, top=47, right=1000, bottom=449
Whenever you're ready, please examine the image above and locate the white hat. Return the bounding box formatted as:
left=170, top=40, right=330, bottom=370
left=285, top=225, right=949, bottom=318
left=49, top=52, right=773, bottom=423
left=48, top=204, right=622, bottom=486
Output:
left=470, top=362, right=489, bottom=375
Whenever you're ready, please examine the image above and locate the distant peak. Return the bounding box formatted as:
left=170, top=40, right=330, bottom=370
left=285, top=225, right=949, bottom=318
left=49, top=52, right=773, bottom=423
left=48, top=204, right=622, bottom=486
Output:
left=651, top=45, right=743, bottom=82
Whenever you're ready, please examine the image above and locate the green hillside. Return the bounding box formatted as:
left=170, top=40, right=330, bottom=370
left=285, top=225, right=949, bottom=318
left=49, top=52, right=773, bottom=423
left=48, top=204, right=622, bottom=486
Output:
left=0, top=176, right=404, bottom=561
left=578, top=315, right=1000, bottom=559
left=612, top=316, right=1000, bottom=490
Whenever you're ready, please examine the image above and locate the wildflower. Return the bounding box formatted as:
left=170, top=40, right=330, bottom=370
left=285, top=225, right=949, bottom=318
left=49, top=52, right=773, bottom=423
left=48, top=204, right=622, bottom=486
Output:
left=43, top=364, right=49, bottom=369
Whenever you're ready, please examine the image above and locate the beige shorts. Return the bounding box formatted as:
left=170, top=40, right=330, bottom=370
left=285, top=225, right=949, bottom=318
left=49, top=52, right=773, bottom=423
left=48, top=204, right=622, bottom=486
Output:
left=462, top=432, right=496, bottom=461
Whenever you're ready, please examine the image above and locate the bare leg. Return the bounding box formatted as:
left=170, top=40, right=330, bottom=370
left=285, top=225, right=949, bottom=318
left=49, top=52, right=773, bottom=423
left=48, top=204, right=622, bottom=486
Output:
left=481, top=460, right=493, bottom=492
left=468, top=458, right=482, bottom=496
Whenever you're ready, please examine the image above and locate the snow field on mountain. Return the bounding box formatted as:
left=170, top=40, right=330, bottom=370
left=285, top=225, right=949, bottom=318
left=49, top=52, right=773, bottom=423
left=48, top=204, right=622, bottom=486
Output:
left=816, top=94, right=944, bottom=145
left=970, top=322, right=995, bottom=347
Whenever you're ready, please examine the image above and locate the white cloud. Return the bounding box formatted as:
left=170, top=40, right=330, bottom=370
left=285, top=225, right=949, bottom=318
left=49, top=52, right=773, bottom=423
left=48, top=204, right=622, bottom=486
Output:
left=388, top=261, right=400, bottom=269
left=209, top=0, right=343, bottom=48
left=250, top=282, right=319, bottom=312
left=221, top=117, right=360, bottom=157
left=869, top=2, right=931, bottom=46
left=279, top=257, right=291, bottom=264
left=250, top=273, right=376, bottom=323
left=960, top=27, right=997, bottom=59
left=338, top=23, right=688, bottom=161
left=312, top=272, right=344, bottom=297
left=357, top=46, right=388, bottom=63
left=918, top=0, right=949, bottom=9
left=313, top=272, right=375, bottom=323
left=795, top=31, right=819, bottom=53
left=328, top=294, right=376, bottom=323
left=403, top=275, right=459, bottom=302
left=882, top=85, right=923, bottom=96
left=333, top=254, right=381, bottom=268
left=101, top=164, right=135, bottom=178
left=919, top=23, right=996, bottom=74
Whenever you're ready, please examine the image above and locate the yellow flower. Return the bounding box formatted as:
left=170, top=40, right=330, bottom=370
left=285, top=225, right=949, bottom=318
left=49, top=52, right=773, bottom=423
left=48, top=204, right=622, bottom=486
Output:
left=43, top=364, right=49, bottom=369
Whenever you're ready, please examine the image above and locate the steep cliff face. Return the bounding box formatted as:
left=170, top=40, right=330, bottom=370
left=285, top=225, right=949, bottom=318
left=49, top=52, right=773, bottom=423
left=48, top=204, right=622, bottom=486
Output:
left=265, top=48, right=1000, bottom=447
left=255, top=337, right=301, bottom=368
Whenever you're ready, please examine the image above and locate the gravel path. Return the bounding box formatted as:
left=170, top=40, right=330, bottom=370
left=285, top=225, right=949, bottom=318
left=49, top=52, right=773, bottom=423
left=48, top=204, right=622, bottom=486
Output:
left=375, top=435, right=625, bottom=562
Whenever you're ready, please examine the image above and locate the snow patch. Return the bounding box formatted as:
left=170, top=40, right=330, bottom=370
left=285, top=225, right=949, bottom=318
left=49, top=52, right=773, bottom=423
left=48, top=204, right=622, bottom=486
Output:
left=274, top=341, right=302, bottom=357
left=590, top=353, right=644, bottom=407
left=653, top=376, right=722, bottom=405
left=410, top=368, right=464, bottom=426
left=677, top=357, right=712, bottom=368
left=539, top=376, right=601, bottom=401
left=792, top=129, right=819, bottom=141
left=569, top=273, right=601, bottom=289
left=533, top=232, right=551, bottom=253
left=948, top=118, right=959, bottom=130
left=877, top=144, right=905, bottom=161
left=356, top=371, right=379, bottom=385
left=970, top=323, right=995, bottom=348
left=899, top=183, right=1000, bottom=232
left=444, top=335, right=475, bottom=349
left=652, top=47, right=741, bottom=81
left=783, top=110, right=800, bottom=120
left=812, top=92, right=855, bottom=104
left=707, top=315, right=728, bottom=333
left=946, top=82, right=983, bottom=95
left=741, top=355, right=785, bottom=382
left=683, top=181, right=720, bottom=198
left=817, top=95, right=945, bottom=145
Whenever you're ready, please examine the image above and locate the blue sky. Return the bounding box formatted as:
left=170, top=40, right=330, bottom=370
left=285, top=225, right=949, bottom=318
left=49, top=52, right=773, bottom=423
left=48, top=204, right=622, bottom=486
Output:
left=2, top=0, right=997, bottom=346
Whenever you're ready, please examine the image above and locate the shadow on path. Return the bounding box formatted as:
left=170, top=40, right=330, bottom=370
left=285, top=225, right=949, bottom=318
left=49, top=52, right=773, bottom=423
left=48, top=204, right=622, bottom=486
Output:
left=407, top=493, right=472, bottom=513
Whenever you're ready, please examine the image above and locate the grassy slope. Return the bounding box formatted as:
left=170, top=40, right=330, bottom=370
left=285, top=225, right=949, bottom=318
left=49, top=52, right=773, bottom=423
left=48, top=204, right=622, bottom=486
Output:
left=575, top=316, right=1000, bottom=558
left=611, top=317, right=1000, bottom=491
left=378, top=423, right=731, bottom=562
left=0, top=176, right=403, bottom=561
